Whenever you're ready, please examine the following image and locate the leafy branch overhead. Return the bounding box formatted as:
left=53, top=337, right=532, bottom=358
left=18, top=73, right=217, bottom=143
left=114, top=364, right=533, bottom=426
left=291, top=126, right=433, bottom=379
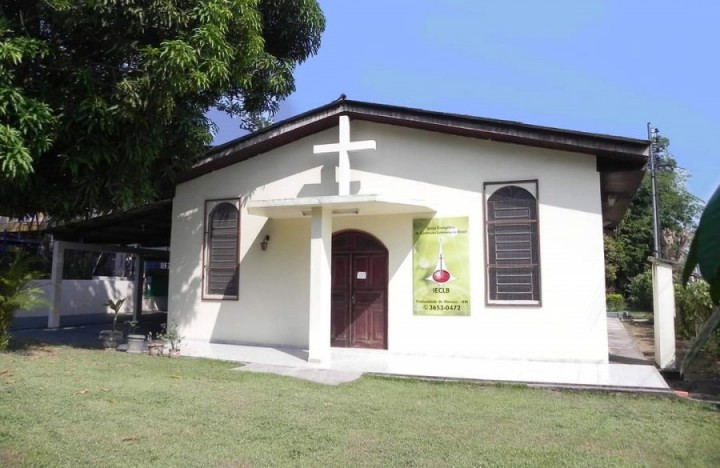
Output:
left=681, top=184, right=720, bottom=374
left=0, top=0, right=325, bottom=219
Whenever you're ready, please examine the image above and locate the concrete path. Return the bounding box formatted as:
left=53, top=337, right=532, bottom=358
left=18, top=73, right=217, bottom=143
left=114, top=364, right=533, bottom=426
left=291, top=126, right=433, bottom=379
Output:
left=236, top=363, right=362, bottom=385
left=607, top=317, right=650, bottom=365
left=184, top=338, right=669, bottom=390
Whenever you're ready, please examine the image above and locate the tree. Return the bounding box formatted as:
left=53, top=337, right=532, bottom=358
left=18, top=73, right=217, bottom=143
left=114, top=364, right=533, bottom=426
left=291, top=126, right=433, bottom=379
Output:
left=605, top=137, right=703, bottom=297
left=0, top=0, right=325, bottom=219
left=240, top=110, right=275, bottom=133
left=603, top=233, right=626, bottom=292
left=681, top=184, right=720, bottom=374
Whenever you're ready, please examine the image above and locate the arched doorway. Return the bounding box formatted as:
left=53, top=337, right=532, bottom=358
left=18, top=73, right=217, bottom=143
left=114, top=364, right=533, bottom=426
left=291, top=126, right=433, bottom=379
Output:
left=331, top=230, right=388, bottom=349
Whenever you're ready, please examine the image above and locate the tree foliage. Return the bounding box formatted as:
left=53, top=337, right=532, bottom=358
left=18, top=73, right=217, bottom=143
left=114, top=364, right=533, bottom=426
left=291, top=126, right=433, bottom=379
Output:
left=605, top=138, right=703, bottom=296
left=240, top=110, right=274, bottom=133
left=675, top=281, right=715, bottom=340
left=0, top=0, right=324, bottom=219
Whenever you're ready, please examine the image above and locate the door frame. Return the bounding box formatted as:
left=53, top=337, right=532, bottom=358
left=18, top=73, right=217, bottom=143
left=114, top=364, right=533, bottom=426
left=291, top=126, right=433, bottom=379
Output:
left=331, top=230, right=389, bottom=349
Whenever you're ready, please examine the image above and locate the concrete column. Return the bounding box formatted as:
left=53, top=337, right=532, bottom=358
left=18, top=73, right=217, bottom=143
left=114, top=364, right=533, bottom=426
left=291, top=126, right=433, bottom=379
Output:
left=48, top=240, right=65, bottom=328
left=651, top=259, right=676, bottom=369
left=308, top=206, right=332, bottom=365
left=133, top=255, right=144, bottom=321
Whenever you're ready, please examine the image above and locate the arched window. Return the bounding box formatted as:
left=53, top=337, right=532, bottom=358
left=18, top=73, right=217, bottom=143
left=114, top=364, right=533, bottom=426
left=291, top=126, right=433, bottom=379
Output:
left=203, top=200, right=240, bottom=299
left=485, top=183, right=541, bottom=304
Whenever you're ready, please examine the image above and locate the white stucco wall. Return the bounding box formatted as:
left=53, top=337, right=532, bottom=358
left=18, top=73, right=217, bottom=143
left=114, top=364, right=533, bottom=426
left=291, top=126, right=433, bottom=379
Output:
left=169, top=120, right=608, bottom=362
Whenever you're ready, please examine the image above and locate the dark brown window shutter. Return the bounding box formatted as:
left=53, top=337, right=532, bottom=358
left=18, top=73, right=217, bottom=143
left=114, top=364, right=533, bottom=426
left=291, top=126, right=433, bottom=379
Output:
left=206, top=202, right=239, bottom=297
left=487, top=186, right=540, bottom=302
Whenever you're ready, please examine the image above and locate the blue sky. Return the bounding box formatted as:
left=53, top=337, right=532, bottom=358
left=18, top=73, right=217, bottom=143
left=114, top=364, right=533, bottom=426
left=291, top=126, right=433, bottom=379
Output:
left=209, top=0, right=719, bottom=201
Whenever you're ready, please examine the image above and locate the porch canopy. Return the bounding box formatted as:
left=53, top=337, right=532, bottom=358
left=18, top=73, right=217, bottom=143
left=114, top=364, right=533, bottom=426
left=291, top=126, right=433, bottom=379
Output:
left=49, top=198, right=173, bottom=247
left=247, top=194, right=435, bottom=219
left=44, top=199, right=172, bottom=328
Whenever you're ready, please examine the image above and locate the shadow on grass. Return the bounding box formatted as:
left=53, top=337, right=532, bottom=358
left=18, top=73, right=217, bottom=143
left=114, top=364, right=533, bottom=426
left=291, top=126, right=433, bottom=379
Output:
left=6, top=312, right=169, bottom=353
left=8, top=337, right=102, bottom=353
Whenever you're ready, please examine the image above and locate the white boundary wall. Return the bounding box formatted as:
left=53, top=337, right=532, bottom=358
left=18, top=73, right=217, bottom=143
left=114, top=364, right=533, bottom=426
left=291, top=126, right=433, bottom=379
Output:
left=15, top=278, right=135, bottom=317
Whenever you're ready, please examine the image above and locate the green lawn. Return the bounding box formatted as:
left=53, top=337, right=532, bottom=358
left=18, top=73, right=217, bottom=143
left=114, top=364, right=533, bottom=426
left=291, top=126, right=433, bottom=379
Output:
left=1, top=344, right=719, bottom=467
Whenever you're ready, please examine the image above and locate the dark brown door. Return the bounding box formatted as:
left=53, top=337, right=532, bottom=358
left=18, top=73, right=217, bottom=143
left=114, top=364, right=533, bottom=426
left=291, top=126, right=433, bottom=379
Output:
left=331, top=231, right=388, bottom=349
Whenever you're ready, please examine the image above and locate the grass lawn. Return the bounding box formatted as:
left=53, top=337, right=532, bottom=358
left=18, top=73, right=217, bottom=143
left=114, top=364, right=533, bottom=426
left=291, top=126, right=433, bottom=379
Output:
left=1, top=344, right=719, bottom=467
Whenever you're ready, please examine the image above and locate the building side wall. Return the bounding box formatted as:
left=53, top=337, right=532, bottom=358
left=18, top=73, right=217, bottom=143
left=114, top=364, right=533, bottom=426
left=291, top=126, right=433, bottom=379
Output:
left=169, top=121, right=608, bottom=362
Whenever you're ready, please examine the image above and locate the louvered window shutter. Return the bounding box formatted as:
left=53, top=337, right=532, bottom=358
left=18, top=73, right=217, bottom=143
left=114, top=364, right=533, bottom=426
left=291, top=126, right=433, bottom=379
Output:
left=206, top=202, right=239, bottom=298
left=487, top=186, right=540, bottom=302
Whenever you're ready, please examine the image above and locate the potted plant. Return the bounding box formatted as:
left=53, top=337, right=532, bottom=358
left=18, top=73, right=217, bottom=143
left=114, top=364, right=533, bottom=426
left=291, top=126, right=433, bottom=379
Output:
left=146, top=332, right=164, bottom=356
left=98, top=298, right=125, bottom=350
left=126, top=319, right=145, bottom=354
left=159, top=321, right=184, bottom=358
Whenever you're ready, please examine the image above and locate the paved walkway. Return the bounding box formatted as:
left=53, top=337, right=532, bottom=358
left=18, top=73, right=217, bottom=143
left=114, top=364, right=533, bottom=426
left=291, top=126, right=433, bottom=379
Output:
left=189, top=318, right=668, bottom=390
left=607, top=317, right=650, bottom=364
left=187, top=339, right=668, bottom=390
left=10, top=315, right=669, bottom=391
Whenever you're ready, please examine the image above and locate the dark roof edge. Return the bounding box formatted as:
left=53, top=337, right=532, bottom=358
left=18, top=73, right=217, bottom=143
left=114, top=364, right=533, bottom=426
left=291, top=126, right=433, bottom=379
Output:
left=47, top=199, right=172, bottom=233
left=342, top=99, right=650, bottom=146
left=206, top=99, right=340, bottom=156
left=181, top=99, right=650, bottom=183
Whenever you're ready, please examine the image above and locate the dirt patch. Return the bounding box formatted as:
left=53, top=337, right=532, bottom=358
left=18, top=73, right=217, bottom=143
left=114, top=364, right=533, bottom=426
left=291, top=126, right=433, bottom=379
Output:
left=622, top=320, right=720, bottom=401
left=0, top=448, right=24, bottom=466
left=7, top=343, right=59, bottom=359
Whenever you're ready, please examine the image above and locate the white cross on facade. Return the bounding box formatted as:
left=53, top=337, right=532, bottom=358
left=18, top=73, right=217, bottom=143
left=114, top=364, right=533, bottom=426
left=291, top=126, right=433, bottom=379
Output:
left=313, top=115, right=376, bottom=196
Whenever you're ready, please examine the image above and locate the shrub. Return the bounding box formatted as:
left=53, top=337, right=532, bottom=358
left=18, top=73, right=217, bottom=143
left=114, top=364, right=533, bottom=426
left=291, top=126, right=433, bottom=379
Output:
left=626, top=270, right=653, bottom=311
left=0, top=250, right=48, bottom=349
left=606, top=293, right=625, bottom=312
left=675, top=281, right=720, bottom=356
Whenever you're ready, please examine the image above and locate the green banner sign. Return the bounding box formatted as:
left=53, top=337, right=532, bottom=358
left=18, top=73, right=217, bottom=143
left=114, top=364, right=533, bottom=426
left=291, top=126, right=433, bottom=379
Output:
left=413, top=217, right=470, bottom=316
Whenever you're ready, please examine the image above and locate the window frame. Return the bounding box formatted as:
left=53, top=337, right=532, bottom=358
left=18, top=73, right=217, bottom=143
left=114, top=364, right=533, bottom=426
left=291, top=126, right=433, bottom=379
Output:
left=484, top=180, right=542, bottom=307
left=202, top=198, right=241, bottom=301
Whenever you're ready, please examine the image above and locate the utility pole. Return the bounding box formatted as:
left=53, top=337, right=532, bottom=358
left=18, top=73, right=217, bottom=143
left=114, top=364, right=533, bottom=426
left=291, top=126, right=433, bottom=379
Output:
left=647, top=123, right=662, bottom=259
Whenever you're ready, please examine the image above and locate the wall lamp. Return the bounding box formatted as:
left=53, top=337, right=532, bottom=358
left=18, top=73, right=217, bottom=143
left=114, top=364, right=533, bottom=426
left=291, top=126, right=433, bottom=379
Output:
left=260, top=235, right=270, bottom=251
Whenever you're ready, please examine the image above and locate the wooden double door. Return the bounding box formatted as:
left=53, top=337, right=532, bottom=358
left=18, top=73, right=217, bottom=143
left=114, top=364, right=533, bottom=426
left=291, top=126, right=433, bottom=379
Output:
left=331, top=231, right=388, bottom=349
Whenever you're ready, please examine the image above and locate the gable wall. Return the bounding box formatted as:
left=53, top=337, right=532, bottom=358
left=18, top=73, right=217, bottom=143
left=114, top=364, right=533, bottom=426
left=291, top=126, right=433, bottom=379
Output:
left=169, top=120, right=608, bottom=362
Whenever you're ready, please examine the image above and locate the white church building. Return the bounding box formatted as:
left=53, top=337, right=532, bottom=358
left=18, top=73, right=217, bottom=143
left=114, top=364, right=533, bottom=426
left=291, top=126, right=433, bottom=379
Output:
left=167, top=99, right=649, bottom=367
